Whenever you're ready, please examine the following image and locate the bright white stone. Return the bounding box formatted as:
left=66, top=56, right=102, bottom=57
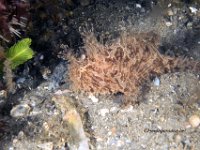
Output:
left=189, top=7, right=198, bottom=14
left=88, top=94, right=99, bottom=103
left=166, top=22, right=172, bottom=26
left=110, top=107, right=118, bottom=113
left=153, top=77, right=160, bottom=86
left=81, top=54, right=86, bottom=60
left=189, top=115, right=200, bottom=128
left=136, top=4, right=141, bottom=8
left=99, top=108, right=109, bottom=117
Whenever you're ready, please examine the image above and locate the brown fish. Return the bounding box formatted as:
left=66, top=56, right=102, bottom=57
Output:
left=67, top=32, right=200, bottom=104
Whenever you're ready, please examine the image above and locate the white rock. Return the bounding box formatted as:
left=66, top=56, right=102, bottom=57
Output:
left=136, top=4, right=141, bottom=8
left=0, top=90, right=6, bottom=96
left=10, top=104, right=31, bottom=118
left=168, top=3, right=171, bottom=7
left=9, top=147, right=14, bottom=150
left=189, top=7, right=198, bottom=14
left=174, top=134, right=182, bottom=143
left=99, top=108, right=109, bottom=117
left=110, top=107, right=118, bottom=113
left=30, top=108, right=42, bottom=116
left=168, top=10, right=173, bottom=16
left=149, top=99, right=153, bottom=102
left=78, top=139, right=89, bottom=150
left=88, top=94, right=99, bottom=103
left=189, top=115, right=200, bottom=128
left=81, top=54, right=86, bottom=60
left=116, top=140, right=124, bottom=147
left=153, top=77, right=160, bottom=86
left=108, top=131, right=112, bottom=136
left=54, top=90, right=63, bottom=95
left=166, top=22, right=172, bottom=26
left=39, top=54, right=44, bottom=60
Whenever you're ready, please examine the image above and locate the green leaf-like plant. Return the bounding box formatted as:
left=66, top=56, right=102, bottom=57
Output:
left=5, top=38, right=34, bottom=69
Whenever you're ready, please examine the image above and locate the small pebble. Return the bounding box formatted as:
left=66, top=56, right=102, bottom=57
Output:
left=141, top=144, right=146, bottom=148
left=43, top=122, right=49, bottom=131
left=18, top=131, right=24, bottom=138
left=12, top=139, right=18, bottom=145
left=189, top=7, right=198, bottom=14
left=110, top=107, right=118, bottom=113
left=10, top=104, right=31, bottom=118
left=185, top=122, right=191, bottom=129
left=39, top=54, right=44, bottom=60
left=81, top=54, right=86, bottom=60
left=136, top=4, right=141, bottom=8
left=8, top=147, right=14, bottom=150
left=174, top=134, right=182, bottom=143
left=157, top=125, right=162, bottom=130
left=30, top=107, right=42, bottom=116
left=187, top=22, right=193, bottom=28
left=88, top=94, right=99, bottom=103
left=166, top=22, right=172, bottom=26
left=16, top=77, right=26, bottom=85
left=116, top=140, right=124, bottom=147
left=153, top=77, right=160, bottom=86
left=41, top=68, right=51, bottom=80
left=160, top=117, right=165, bottom=122
left=167, top=10, right=173, bottom=16
left=0, top=90, right=7, bottom=97
left=99, top=108, right=109, bottom=117
left=188, top=115, right=200, bottom=128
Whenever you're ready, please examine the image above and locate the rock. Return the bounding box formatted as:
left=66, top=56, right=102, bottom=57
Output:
left=166, top=22, right=172, bottom=27
left=10, top=104, right=31, bottom=118
left=167, top=10, right=173, bottom=16
left=99, top=108, right=109, bottom=117
left=88, top=94, right=99, bottom=103
left=188, top=115, right=200, bottom=128
left=136, top=4, right=142, bottom=9
left=0, top=90, right=7, bottom=97
left=153, top=77, right=160, bottom=86
left=37, top=142, right=53, bottom=150
left=187, top=22, right=193, bottom=28
left=189, top=7, right=198, bottom=14
left=110, top=107, right=119, bottom=113
left=30, top=107, right=43, bottom=116
left=42, top=122, right=49, bottom=131
left=174, top=134, right=182, bottom=143
left=29, top=95, right=44, bottom=107
left=48, top=61, right=67, bottom=91
left=81, top=54, right=86, bottom=60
